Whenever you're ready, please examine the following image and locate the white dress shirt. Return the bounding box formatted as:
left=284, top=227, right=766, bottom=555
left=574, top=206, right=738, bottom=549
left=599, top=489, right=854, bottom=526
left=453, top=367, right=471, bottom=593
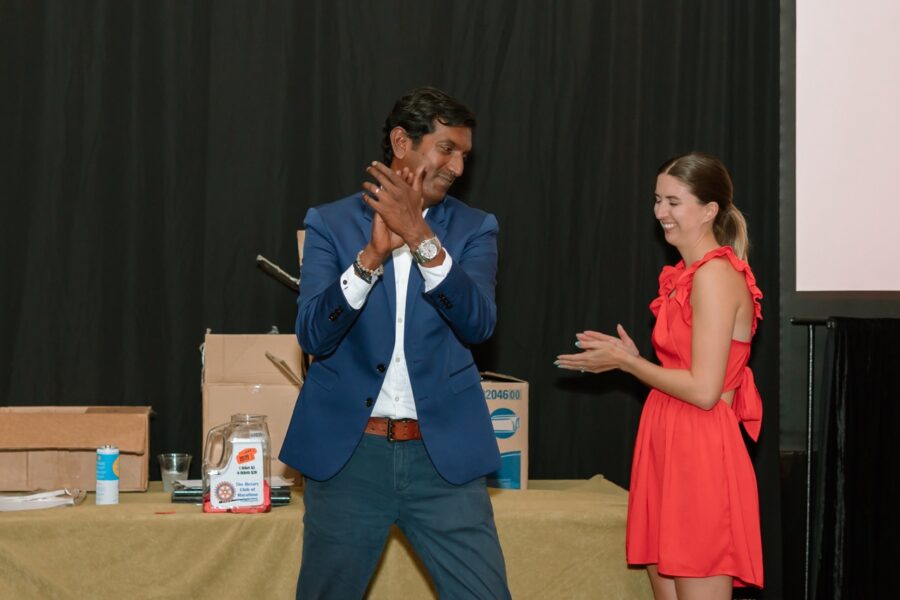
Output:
left=339, top=222, right=452, bottom=419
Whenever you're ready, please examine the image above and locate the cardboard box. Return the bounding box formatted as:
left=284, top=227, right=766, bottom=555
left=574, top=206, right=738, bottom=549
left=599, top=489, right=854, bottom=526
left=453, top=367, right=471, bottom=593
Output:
left=482, top=372, right=529, bottom=490
left=202, top=333, right=303, bottom=481
left=0, top=406, right=151, bottom=492
left=202, top=332, right=527, bottom=488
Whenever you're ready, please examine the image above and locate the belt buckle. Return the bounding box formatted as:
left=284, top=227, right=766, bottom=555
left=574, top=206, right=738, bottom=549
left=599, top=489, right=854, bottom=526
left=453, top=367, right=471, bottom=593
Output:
left=386, top=418, right=396, bottom=443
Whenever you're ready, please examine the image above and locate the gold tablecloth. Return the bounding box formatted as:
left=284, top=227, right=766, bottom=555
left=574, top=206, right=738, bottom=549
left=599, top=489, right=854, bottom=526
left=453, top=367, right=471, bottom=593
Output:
left=0, top=476, right=652, bottom=599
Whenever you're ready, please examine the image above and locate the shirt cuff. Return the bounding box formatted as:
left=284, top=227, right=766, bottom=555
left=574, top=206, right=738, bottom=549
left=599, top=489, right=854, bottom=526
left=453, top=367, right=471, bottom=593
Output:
left=340, top=264, right=375, bottom=309
left=419, top=250, right=453, bottom=292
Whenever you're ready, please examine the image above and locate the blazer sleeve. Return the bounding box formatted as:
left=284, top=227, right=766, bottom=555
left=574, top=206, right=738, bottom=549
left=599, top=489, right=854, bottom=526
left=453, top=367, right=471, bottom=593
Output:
left=295, top=207, right=361, bottom=357
left=424, top=212, right=498, bottom=345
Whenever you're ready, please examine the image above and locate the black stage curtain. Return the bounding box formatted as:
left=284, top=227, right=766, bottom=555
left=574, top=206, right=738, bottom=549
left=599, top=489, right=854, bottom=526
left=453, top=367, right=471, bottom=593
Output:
left=1, top=2, right=781, bottom=595
left=811, top=318, right=900, bottom=599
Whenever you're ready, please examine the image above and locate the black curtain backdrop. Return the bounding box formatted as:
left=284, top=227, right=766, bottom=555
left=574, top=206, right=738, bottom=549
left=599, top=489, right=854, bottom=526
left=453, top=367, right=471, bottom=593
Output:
left=1, top=1, right=781, bottom=596
left=810, top=318, right=900, bottom=599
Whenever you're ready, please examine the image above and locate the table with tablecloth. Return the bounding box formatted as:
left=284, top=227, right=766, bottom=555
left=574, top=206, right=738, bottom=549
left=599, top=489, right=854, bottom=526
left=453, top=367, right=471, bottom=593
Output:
left=0, top=475, right=652, bottom=599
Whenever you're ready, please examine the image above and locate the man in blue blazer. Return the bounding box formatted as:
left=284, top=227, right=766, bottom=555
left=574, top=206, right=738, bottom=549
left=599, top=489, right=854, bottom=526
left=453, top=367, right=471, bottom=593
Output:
left=280, top=87, right=510, bottom=599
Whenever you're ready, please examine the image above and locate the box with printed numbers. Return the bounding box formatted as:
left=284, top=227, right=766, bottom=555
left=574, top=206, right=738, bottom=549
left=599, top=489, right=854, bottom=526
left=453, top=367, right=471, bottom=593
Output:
left=481, top=372, right=529, bottom=490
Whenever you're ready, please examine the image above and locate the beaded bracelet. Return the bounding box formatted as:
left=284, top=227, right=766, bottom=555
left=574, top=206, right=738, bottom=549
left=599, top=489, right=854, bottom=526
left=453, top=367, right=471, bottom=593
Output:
left=353, top=250, right=384, bottom=283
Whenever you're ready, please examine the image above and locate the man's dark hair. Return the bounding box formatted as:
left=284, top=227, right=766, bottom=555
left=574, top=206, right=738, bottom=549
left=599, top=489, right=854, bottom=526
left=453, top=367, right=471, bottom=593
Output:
left=381, top=87, right=477, bottom=164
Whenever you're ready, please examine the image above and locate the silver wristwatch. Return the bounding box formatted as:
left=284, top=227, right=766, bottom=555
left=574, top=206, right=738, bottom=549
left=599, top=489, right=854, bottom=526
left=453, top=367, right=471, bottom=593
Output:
left=411, top=236, right=442, bottom=265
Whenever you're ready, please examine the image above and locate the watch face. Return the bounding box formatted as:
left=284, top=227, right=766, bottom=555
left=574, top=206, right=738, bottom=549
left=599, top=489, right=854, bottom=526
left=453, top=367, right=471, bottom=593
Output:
left=419, top=239, right=439, bottom=260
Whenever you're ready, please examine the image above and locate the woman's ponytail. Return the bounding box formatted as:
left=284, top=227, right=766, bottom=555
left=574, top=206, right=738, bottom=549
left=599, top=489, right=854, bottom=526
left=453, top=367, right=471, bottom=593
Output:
left=714, top=205, right=750, bottom=260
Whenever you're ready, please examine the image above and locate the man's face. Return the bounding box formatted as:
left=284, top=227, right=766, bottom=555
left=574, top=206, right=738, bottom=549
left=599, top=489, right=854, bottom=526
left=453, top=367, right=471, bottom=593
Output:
left=397, top=122, right=472, bottom=206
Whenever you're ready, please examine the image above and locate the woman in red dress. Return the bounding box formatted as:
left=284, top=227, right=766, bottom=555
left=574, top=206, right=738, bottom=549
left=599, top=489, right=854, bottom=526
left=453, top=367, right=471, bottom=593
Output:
left=557, top=153, right=764, bottom=599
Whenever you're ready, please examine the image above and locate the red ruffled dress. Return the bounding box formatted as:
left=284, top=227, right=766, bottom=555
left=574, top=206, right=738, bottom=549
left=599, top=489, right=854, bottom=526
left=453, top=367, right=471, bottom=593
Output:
left=626, top=246, right=764, bottom=588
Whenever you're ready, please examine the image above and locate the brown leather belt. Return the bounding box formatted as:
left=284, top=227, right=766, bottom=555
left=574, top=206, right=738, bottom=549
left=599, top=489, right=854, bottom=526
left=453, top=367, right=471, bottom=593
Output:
left=365, top=417, right=421, bottom=442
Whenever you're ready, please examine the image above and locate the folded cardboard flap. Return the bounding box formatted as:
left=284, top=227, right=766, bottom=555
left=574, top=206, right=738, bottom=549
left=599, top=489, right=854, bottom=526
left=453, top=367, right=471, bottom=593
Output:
left=203, top=334, right=303, bottom=385
left=265, top=351, right=304, bottom=386
left=480, top=371, right=526, bottom=383
left=0, top=407, right=149, bottom=453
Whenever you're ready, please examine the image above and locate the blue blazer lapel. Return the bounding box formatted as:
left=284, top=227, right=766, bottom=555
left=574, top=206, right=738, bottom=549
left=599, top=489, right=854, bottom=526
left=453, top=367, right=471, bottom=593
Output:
left=425, top=199, right=449, bottom=242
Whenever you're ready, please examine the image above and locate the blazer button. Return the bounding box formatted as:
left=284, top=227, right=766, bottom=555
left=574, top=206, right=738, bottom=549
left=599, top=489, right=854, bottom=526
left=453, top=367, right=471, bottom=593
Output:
left=376, top=364, right=386, bottom=373
left=365, top=398, right=374, bottom=407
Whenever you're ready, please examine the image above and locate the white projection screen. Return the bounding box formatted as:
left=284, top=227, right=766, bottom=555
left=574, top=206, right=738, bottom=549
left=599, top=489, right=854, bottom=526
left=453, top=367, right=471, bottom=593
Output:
left=796, top=0, right=900, bottom=291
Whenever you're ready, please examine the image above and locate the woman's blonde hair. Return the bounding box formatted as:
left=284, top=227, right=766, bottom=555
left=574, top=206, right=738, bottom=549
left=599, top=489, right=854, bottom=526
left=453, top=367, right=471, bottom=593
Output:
left=658, top=152, right=750, bottom=260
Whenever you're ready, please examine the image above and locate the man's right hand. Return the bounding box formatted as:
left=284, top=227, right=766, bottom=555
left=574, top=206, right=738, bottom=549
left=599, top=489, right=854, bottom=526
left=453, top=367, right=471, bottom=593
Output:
left=362, top=162, right=431, bottom=250
left=359, top=168, right=416, bottom=271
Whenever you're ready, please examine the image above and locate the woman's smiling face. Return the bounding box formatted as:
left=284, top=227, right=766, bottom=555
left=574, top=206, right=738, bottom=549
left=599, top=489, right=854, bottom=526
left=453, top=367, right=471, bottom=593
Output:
left=654, top=173, right=716, bottom=249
